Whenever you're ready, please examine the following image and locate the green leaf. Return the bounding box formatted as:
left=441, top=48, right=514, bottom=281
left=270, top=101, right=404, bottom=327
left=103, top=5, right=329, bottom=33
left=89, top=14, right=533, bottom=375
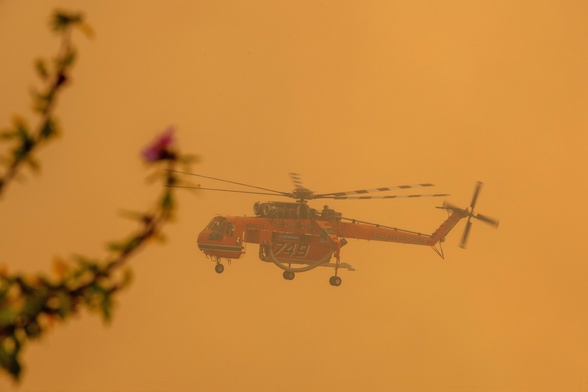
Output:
left=100, top=292, right=114, bottom=323
left=32, top=88, right=55, bottom=112
left=25, top=157, right=41, bottom=174
left=0, top=308, right=19, bottom=326
left=24, top=320, right=42, bottom=339
left=107, top=235, right=142, bottom=254
left=124, top=235, right=143, bottom=252
left=56, top=292, right=72, bottom=319
left=73, top=256, right=100, bottom=273
left=65, top=49, right=77, bottom=68
left=118, top=210, right=152, bottom=224
left=71, top=256, right=102, bottom=284
left=0, top=277, right=12, bottom=295
left=58, top=48, right=77, bottom=70
left=34, top=59, right=49, bottom=80
left=0, top=129, right=17, bottom=140
left=46, top=291, right=72, bottom=319
left=23, top=293, right=46, bottom=319
left=107, top=241, right=125, bottom=252
left=39, top=118, right=57, bottom=140
left=51, top=10, right=84, bottom=32
left=82, top=283, right=115, bottom=323
left=84, top=283, right=104, bottom=305
left=119, top=268, right=133, bottom=290
left=76, top=21, right=94, bottom=39
left=161, top=190, right=174, bottom=211
left=0, top=336, right=22, bottom=381
left=13, top=124, right=35, bottom=160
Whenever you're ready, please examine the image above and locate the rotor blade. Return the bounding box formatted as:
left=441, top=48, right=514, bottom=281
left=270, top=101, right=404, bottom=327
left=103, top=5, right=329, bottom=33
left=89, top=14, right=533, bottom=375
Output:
left=318, top=193, right=449, bottom=200
left=165, top=169, right=289, bottom=196
left=288, top=172, right=305, bottom=190
left=315, top=183, right=436, bottom=198
left=470, top=181, right=483, bottom=210
left=165, top=185, right=288, bottom=197
left=475, top=213, right=500, bottom=227
left=460, top=220, right=473, bottom=249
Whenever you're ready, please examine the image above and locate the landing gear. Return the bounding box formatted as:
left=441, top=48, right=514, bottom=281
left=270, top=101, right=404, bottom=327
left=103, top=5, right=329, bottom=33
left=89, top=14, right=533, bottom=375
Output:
left=283, top=271, right=295, bottom=281
left=329, top=255, right=342, bottom=286
left=329, top=276, right=342, bottom=287
left=215, top=263, right=224, bottom=274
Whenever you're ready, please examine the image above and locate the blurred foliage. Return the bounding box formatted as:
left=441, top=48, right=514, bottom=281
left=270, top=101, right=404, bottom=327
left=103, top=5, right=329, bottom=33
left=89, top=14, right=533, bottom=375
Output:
left=0, top=11, right=198, bottom=382
left=0, top=10, right=92, bottom=193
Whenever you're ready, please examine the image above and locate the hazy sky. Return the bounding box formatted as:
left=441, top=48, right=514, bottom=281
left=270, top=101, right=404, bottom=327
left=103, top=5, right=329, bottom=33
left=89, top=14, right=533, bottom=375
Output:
left=1, top=1, right=587, bottom=391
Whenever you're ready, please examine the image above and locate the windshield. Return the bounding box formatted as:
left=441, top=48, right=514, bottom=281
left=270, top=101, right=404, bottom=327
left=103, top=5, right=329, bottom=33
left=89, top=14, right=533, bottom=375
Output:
left=206, top=217, right=226, bottom=233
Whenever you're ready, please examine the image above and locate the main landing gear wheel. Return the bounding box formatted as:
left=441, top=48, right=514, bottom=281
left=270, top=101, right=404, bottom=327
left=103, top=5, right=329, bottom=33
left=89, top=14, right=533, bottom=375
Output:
left=283, top=271, right=295, bottom=281
left=215, top=264, right=224, bottom=274
left=329, top=276, right=342, bottom=287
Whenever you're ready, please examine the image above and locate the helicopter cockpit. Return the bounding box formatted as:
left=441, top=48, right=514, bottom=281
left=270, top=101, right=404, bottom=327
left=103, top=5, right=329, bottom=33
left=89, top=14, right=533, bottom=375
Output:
left=197, top=216, right=244, bottom=263
left=203, top=216, right=235, bottom=240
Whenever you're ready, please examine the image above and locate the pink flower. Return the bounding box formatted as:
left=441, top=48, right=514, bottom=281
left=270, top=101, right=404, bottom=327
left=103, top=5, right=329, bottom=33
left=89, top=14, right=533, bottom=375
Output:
left=142, top=126, right=176, bottom=162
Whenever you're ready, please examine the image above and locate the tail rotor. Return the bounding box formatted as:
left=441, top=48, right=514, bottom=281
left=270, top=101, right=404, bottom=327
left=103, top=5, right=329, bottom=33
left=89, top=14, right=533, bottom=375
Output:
left=438, top=181, right=499, bottom=249
left=459, top=181, right=499, bottom=248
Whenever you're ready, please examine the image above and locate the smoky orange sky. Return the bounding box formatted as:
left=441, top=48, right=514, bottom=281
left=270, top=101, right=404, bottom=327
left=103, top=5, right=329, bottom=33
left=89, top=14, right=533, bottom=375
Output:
left=1, top=1, right=587, bottom=391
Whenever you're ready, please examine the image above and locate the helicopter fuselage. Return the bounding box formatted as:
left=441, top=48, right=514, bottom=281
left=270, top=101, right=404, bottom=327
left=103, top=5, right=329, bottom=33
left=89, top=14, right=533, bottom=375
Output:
left=168, top=170, right=498, bottom=286
left=196, top=201, right=467, bottom=274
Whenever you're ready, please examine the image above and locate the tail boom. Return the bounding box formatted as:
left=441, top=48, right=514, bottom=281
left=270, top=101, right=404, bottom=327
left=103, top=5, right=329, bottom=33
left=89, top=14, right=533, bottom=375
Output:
left=336, top=221, right=434, bottom=246
left=430, top=209, right=468, bottom=245
left=335, top=208, right=467, bottom=248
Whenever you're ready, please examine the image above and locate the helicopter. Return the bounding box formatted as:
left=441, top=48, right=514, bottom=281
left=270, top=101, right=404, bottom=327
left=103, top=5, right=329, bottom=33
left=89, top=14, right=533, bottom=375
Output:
left=169, top=170, right=499, bottom=286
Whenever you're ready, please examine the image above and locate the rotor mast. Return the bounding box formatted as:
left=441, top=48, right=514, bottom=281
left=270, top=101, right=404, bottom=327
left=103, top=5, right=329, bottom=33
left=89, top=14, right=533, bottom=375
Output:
left=289, top=187, right=315, bottom=204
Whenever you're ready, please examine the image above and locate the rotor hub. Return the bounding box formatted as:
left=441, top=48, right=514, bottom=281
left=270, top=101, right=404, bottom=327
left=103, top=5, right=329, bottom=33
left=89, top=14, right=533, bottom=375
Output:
left=291, top=187, right=314, bottom=203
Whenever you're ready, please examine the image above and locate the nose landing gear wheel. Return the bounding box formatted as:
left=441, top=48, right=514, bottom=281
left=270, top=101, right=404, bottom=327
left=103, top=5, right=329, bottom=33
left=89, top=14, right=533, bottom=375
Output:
left=283, top=271, right=295, bottom=280
left=329, top=276, right=342, bottom=287
left=215, top=264, right=224, bottom=274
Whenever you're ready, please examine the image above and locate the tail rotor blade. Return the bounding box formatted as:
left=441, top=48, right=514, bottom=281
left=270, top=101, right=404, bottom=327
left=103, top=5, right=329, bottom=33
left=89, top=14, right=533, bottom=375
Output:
left=449, top=181, right=499, bottom=250
left=460, top=220, right=473, bottom=249
left=442, top=200, right=463, bottom=212
left=475, top=213, right=500, bottom=228
left=470, top=181, right=483, bottom=210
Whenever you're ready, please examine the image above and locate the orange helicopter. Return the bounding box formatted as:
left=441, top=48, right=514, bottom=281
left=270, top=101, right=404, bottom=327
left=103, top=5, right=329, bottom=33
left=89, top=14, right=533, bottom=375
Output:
left=169, top=171, right=499, bottom=286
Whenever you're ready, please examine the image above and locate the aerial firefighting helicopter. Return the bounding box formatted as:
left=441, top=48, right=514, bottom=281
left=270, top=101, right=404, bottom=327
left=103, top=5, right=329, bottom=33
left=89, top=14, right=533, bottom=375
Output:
left=169, top=170, right=499, bottom=286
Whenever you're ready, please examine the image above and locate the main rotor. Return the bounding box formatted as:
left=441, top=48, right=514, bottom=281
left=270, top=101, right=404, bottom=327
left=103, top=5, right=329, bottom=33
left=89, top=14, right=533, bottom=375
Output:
left=290, top=187, right=315, bottom=203
left=165, top=169, right=449, bottom=205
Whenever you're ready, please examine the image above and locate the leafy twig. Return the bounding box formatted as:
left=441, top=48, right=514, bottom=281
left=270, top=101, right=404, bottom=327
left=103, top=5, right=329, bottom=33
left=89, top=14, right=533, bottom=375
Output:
left=0, top=10, right=91, bottom=197
left=0, top=9, right=200, bottom=382
left=0, top=128, right=197, bottom=381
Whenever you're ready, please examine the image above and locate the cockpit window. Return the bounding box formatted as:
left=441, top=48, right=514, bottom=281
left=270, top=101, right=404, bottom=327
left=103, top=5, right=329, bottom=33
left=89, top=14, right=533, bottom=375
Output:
left=206, top=217, right=226, bottom=233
